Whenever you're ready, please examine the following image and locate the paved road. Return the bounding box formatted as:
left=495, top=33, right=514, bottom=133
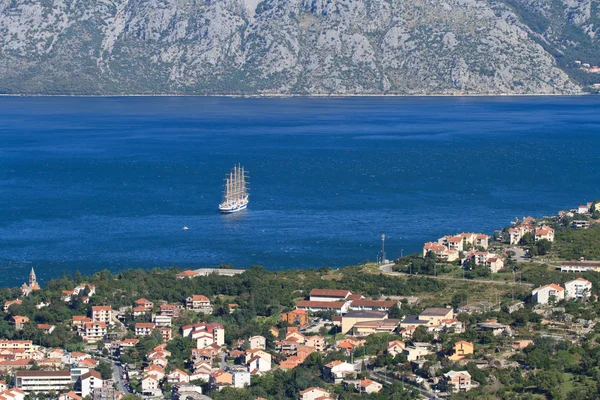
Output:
left=98, top=356, right=129, bottom=394
left=378, top=263, right=534, bottom=287
left=370, top=371, right=438, bottom=399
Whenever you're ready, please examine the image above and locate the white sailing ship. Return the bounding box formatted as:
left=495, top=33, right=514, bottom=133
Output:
left=219, top=165, right=249, bottom=213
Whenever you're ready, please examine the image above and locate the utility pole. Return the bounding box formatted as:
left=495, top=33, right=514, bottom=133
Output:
left=381, top=234, right=386, bottom=263
left=401, top=249, right=404, bottom=258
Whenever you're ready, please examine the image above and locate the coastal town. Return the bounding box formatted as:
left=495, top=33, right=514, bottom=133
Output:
left=0, top=200, right=599, bottom=400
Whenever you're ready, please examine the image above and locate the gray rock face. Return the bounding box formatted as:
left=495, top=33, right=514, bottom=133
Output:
left=0, top=0, right=589, bottom=94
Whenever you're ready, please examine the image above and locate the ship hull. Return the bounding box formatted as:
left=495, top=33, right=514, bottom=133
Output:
left=219, top=203, right=248, bottom=214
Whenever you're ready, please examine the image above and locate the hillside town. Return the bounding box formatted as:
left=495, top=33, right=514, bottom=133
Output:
left=0, top=199, right=598, bottom=400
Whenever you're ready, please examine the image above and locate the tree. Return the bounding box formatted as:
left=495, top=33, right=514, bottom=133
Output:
left=97, top=360, right=113, bottom=380
left=389, top=303, right=403, bottom=319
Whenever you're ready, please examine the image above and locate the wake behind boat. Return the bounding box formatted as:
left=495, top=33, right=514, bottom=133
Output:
left=219, top=165, right=249, bottom=213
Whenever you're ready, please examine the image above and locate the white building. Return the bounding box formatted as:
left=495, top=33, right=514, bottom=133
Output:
left=443, top=370, right=472, bottom=393
left=323, top=361, right=355, bottom=383
left=82, top=322, right=107, bottom=342
left=299, top=387, right=331, bottom=400
left=564, top=278, right=592, bottom=300
left=141, top=375, right=160, bottom=395
left=402, top=346, right=432, bottom=361
left=135, top=322, right=155, bottom=336
left=15, top=370, right=72, bottom=393
left=152, top=315, right=172, bottom=327
left=91, top=306, right=113, bottom=325
left=233, top=371, right=251, bottom=388
left=76, top=370, right=102, bottom=398
left=249, top=335, right=266, bottom=350
left=532, top=284, right=565, bottom=304
left=535, top=227, right=555, bottom=242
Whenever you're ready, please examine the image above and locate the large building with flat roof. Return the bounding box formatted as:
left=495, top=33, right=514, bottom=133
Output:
left=15, top=370, right=72, bottom=393
left=341, top=310, right=388, bottom=334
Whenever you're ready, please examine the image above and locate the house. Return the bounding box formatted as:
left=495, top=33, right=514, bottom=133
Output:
left=309, top=289, right=352, bottom=302
left=210, top=370, right=233, bottom=391
left=386, top=340, right=405, bottom=356
left=143, top=364, right=165, bottom=380
left=233, top=370, right=251, bottom=388
left=402, top=346, right=431, bottom=361
left=245, top=349, right=272, bottom=365
left=358, top=379, right=382, bottom=394
left=15, top=370, right=72, bottom=392
left=438, top=235, right=464, bottom=252
left=75, top=370, right=102, bottom=398
left=423, top=242, right=459, bottom=262
left=565, top=278, right=592, bottom=300
left=448, top=341, right=474, bottom=361
left=443, top=370, right=472, bottom=393
left=182, top=323, right=225, bottom=346
left=134, top=298, right=154, bottom=310
left=172, top=384, right=205, bottom=399
left=248, top=354, right=271, bottom=373
left=281, top=309, right=310, bottom=327
left=477, top=320, right=512, bottom=336
left=135, top=322, right=156, bottom=336
left=167, top=369, right=190, bottom=384
left=535, top=227, right=555, bottom=242
left=299, top=387, right=331, bottom=400
left=280, top=355, right=303, bottom=370
left=59, top=392, right=82, bottom=400
left=132, top=306, right=149, bottom=317
left=296, top=346, right=315, bottom=362
left=572, top=220, right=591, bottom=229
left=176, top=270, right=198, bottom=279
left=341, top=310, right=388, bottom=334
left=36, top=324, right=55, bottom=334
left=186, top=295, right=213, bottom=313
left=11, top=316, right=29, bottom=331
left=0, top=389, right=26, bottom=400
left=141, top=375, right=160, bottom=395
left=577, top=205, right=590, bottom=214
left=305, top=336, right=326, bottom=352
left=158, top=327, right=172, bottom=342
left=153, top=315, right=172, bottom=327
left=249, top=335, right=266, bottom=350
left=91, top=306, right=112, bottom=325
left=508, top=223, right=535, bottom=245
left=532, top=284, right=565, bottom=304
left=82, top=322, right=107, bottom=342
left=512, top=340, right=534, bottom=349
left=336, top=338, right=365, bottom=353
left=196, top=331, right=215, bottom=348
left=3, top=299, right=22, bottom=312
left=159, top=304, right=181, bottom=318
left=296, top=300, right=349, bottom=314
left=323, top=360, right=355, bottom=383
left=72, top=316, right=92, bottom=331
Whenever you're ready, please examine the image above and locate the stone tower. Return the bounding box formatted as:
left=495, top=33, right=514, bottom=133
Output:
left=29, top=267, right=37, bottom=287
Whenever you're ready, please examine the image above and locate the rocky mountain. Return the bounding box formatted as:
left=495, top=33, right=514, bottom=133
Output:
left=0, top=0, right=598, bottom=95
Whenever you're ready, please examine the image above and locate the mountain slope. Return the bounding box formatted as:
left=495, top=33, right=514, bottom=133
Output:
left=0, top=0, right=589, bottom=95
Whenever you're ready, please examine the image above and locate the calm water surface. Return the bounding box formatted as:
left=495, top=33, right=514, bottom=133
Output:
left=0, top=96, right=599, bottom=286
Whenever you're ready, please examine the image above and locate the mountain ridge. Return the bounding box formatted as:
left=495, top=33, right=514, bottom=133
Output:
left=0, top=0, right=598, bottom=95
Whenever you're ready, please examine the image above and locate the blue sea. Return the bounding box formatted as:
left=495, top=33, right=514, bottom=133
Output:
left=0, top=96, right=599, bottom=287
